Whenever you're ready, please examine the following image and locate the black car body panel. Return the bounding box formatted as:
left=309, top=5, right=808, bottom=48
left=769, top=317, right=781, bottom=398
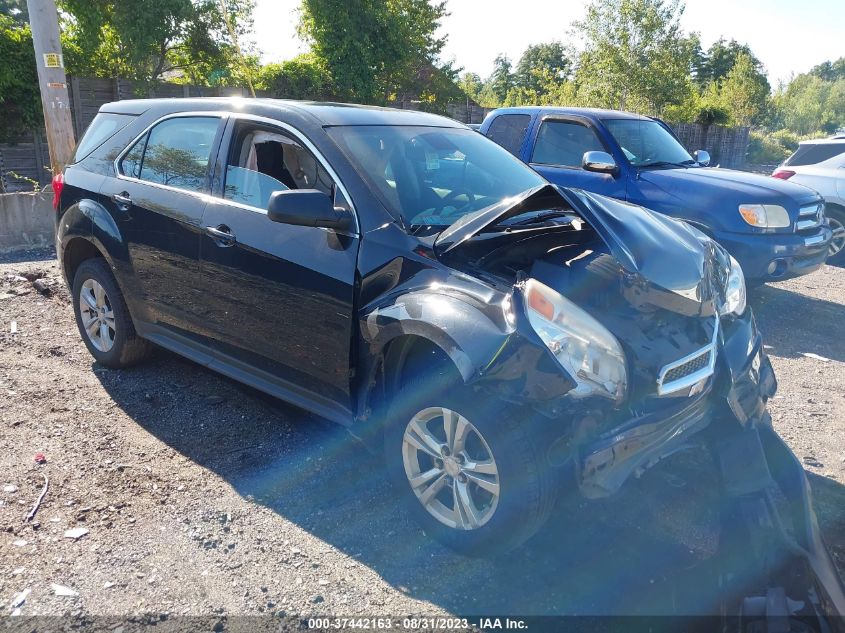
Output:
left=55, top=98, right=845, bottom=621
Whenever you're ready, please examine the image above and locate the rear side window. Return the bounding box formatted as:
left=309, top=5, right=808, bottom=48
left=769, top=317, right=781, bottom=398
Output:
left=532, top=120, right=605, bottom=167
left=485, top=114, right=530, bottom=156
left=118, top=116, right=220, bottom=193
left=73, top=113, right=135, bottom=163
left=785, top=143, right=845, bottom=167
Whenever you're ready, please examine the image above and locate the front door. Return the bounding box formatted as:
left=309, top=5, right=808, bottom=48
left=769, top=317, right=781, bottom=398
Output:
left=199, top=118, right=360, bottom=415
left=528, top=117, right=627, bottom=200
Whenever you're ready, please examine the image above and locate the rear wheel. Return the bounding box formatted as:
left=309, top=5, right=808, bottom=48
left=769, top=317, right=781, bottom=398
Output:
left=384, top=359, right=556, bottom=556
left=826, top=206, right=845, bottom=264
left=72, top=259, right=150, bottom=368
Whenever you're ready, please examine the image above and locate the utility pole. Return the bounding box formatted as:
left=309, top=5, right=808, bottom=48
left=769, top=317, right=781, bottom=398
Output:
left=26, top=0, right=75, bottom=175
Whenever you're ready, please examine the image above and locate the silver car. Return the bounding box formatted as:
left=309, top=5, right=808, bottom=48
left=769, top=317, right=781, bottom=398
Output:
left=774, top=133, right=845, bottom=263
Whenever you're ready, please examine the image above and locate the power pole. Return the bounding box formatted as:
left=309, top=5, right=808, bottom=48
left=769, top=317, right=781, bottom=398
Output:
left=26, top=0, right=76, bottom=175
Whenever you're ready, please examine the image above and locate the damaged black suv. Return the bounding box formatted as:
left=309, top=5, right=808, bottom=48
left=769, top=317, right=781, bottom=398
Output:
left=56, top=101, right=844, bottom=617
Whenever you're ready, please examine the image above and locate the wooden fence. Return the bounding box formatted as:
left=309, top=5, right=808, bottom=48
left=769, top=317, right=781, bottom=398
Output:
left=0, top=77, right=751, bottom=191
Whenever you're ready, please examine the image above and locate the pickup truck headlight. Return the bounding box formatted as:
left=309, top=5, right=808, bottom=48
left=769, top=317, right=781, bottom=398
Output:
left=719, top=255, right=747, bottom=316
left=523, top=279, right=627, bottom=401
left=738, top=204, right=790, bottom=229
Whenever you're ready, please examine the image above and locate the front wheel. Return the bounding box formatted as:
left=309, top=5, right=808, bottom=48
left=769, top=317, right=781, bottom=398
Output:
left=384, top=367, right=556, bottom=556
left=825, top=206, right=845, bottom=265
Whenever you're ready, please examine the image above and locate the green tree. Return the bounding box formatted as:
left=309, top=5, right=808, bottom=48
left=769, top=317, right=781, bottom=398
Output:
left=488, top=54, right=513, bottom=104
left=514, top=41, right=571, bottom=94
left=0, top=0, right=28, bottom=24
left=258, top=53, right=333, bottom=100
left=810, top=58, right=845, bottom=82
left=573, top=0, right=696, bottom=114
left=0, top=14, right=40, bottom=140
left=717, top=52, right=770, bottom=126
left=458, top=72, right=484, bottom=103
left=59, top=0, right=256, bottom=87
left=298, top=0, right=449, bottom=104
left=695, top=38, right=767, bottom=87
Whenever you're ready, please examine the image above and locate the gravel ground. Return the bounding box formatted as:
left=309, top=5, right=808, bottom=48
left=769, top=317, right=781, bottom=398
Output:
left=0, top=249, right=843, bottom=620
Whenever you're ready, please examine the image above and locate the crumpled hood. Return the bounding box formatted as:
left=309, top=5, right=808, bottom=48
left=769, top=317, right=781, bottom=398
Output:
left=562, top=188, right=728, bottom=316
left=640, top=166, right=820, bottom=210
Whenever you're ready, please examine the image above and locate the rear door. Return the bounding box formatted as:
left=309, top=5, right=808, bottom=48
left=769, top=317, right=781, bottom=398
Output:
left=198, top=115, right=360, bottom=419
left=528, top=117, right=627, bottom=199
left=100, top=114, right=225, bottom=342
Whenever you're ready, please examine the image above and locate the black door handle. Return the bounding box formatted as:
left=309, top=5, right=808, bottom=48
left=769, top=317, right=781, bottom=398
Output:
left=113, top=192, right=132, bottom=211
left=205, top=225, right=236, bottom=247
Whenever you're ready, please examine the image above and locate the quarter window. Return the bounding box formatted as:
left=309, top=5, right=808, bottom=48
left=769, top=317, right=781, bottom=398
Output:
left=532, top=120, right=606, bottom=167
left=119, top=116, right=220, bottom=193
left=485, top=114, right=530, bottom=156
left=784, top=143, right=845, bottom=167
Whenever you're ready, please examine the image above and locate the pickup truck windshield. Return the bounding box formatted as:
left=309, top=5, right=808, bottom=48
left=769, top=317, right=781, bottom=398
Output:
left=604, top=119, right=695, bottom=168
left=327, top=125, right=545, bottom=227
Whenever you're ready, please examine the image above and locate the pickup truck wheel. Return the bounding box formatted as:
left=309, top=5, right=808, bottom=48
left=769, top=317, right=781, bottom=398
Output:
left=826, top=206, right=845, bottom=264
left=72, top=259, right=150, bottom=368
left=384, top=366, right=555, bottom=556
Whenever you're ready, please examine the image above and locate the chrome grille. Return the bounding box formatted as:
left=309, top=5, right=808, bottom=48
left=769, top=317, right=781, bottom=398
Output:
left=657, top=318, right=719, bottom=396
left=796, top=202, right=824, bottom=232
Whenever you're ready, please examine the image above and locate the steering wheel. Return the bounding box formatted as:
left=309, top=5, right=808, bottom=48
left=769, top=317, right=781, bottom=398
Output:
left=432, top=188, right=476, bottom=217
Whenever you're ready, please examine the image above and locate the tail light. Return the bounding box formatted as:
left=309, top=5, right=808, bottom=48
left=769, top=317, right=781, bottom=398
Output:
left=772, top=169, right=795, bottom=180
left=52, top=172, right=64, bottom=211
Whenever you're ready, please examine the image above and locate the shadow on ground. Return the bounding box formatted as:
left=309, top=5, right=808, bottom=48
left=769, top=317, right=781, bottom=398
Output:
left=750, top=283, right=845, bottom=363
left=94, top=347, right=845, bottom=616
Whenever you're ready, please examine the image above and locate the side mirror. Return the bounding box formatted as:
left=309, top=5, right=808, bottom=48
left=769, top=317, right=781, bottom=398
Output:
left=267, top=189, right=351, bottom=231
left=694, top=150, right=711, bottom=167
left=582, top=151, right=618, bottom=175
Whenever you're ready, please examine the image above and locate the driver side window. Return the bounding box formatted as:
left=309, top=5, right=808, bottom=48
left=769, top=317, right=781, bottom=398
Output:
left=531, top=120, right=605, bottom=168
left=222, top=122, right=342, bottom=211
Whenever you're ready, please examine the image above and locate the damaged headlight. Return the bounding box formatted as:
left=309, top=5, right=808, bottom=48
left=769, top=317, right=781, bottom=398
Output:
left=523, top=278, right=627, bottom=401
left=719, top=255, right=747, bottom=317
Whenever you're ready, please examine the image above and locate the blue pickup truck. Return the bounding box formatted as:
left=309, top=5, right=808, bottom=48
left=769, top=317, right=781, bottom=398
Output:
left=479, top=107, right=833, bottom=285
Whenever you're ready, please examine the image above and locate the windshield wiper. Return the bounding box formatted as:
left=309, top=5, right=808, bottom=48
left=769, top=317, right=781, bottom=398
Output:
left=499, top=210, right=575, bottom=227
left=638, top=159, right=697, bottom=169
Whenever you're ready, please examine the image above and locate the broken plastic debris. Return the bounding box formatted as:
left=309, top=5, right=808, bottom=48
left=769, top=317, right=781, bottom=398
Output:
left=801, top=352, right=831, bottom=362
left=63, top=527, right=89, bottom=540
left=34, top=453, right=47, bottom=465
left=11, top=588, right=30, bottom=609
left=12, top=539, right=28, bottom=547
left=10, top=321, right=17, bottom=334
left=103, top=581, right=115, bottom=589
left=3, top=484, right=18, bottom=493
left=51, top=583, right=79, bottom=597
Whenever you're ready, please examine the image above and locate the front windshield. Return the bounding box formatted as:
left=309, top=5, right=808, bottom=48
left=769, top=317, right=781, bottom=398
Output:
left=327, top=125, right=546, bottom=227
left=604, top=119, right=695, bottom=167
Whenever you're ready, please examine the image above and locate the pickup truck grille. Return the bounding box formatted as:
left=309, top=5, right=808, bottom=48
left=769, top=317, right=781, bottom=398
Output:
left=795, top=202, right=824, bottom=233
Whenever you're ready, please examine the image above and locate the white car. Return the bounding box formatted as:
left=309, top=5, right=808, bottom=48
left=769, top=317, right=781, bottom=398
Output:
left=773, top=134, right=845, bottom=263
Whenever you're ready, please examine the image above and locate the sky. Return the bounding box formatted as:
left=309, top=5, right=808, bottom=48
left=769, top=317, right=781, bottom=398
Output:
left=252, top=0, right=845, bottom=86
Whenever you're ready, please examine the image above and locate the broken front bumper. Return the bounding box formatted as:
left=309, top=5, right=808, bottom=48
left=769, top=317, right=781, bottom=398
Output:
left=579, top=309, right=774, bottom=498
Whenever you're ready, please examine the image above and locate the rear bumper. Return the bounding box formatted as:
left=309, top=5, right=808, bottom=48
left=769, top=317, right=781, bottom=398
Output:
left=715, top=225, right=831, bottom=283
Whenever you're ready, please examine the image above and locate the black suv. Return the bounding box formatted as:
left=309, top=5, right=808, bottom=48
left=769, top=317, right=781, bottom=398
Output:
left=54, top=100, right=845, bottom=615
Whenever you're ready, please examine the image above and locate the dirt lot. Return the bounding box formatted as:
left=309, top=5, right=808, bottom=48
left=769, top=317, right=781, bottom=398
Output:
left=1, top=248, right=844, bottom=619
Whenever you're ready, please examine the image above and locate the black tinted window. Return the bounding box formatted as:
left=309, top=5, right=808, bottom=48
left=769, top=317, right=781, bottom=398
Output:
left=74, top=113, right=135, bottom=163
left=485, top=114, right=530, bottom=156
left=119, top=117, right=219, bottom=192
left=532, top=120, right=605, bottom=167
left=785, top=143, right=845, bottom=166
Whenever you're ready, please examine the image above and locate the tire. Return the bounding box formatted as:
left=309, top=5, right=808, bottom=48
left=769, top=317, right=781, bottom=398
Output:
left=825, top=205, right=845, bottom=265
left=384, top=359, right=556, bottom=556
left=72, top=258, right=150, bottom=368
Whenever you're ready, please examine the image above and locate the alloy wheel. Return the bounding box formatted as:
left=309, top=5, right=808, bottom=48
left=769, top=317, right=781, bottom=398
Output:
left=828, top=216, right=845, bottom=258
left=402, top=407, right=500, bottom=530
left=79, top=278, right=116, bottom=352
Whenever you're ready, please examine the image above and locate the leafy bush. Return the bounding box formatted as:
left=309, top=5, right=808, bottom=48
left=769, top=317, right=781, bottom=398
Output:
left=747, top=130, right=795, bottom=164
left=0, top=15, right=40, bottom=141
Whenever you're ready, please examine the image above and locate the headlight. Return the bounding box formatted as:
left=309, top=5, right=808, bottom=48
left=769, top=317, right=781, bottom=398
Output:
left=720, top=255, right=747, bottom=316
left=523, top=278, right=627, bottom=401
left=738, top=204, right=790, bottom=228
